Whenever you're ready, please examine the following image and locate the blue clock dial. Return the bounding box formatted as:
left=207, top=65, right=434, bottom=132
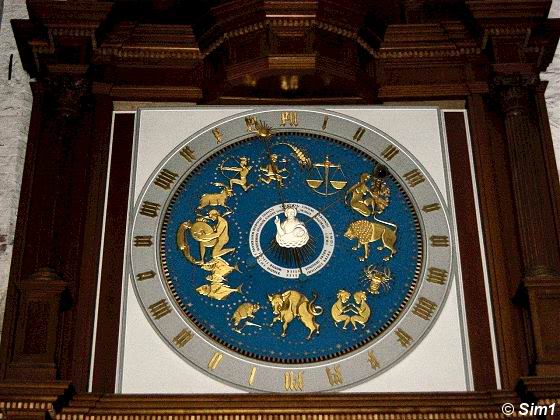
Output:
left=161, top=132, right=422, bottom=364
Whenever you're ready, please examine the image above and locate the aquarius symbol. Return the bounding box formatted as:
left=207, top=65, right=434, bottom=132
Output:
left=306, top=156, right=347, bottom=196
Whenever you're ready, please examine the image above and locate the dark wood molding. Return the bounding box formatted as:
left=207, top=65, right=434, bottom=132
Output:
left=493, top=76, right=560, bottom=376
left=90, top=113, right=135, bottom=393
left=11, top=0, right=557, bottom=104
left=518, top=376, right=560, bottom=402
left=0, top=381, right=73, bottom=420
left=466, top=93, right=530, bottom=389
left=0, top=82, right=45, bottom=383
left=36, top=390, right=531, bottom=419
left=443, top=111, right=497, bottom=391
left=5, top=269, right=67, bottom=382
left=69, top=93, right=115, bottom=393
left=0, top=381, right=558, bottom=418
left=534, top=82, right=560, bottom=260
left=0, top=75, right=114, bottom=391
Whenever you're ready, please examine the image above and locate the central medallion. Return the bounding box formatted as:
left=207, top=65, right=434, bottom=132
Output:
left=274, top=205, right=310, bottom=248
left=249, top=202, right=335, bottom=279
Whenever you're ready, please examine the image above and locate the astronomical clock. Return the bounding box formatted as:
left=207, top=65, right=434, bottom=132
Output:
left=123, top=107, right=469, bottom=393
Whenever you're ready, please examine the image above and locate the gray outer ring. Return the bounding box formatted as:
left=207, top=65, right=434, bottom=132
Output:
left=129, top=108, right=455, bottom=393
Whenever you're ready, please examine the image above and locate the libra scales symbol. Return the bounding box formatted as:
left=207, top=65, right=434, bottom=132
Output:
left=306, top=155, right=348, bottom=196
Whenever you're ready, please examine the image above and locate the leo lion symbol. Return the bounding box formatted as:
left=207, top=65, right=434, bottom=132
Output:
left=344, top=219, right=397, bottom=261
left=268, top=290, right=323, bottom=340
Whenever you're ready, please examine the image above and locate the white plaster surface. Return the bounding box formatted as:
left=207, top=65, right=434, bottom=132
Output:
left=119, top=107, right=470, bottom=393
left=0, top=0, right=31, bottom=333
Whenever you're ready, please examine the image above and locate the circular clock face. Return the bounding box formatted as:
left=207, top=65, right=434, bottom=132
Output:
left=130, top=108, right=454, bottom=392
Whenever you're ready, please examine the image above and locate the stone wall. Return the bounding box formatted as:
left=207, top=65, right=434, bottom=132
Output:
left=543, top=1, right=560, bottom=172
left=0, top=0, right=31, bottom=332
left=0, top=2, right=558, bottom=334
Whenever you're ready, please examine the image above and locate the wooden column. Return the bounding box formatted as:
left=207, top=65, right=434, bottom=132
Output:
left=466, top=93, right=530, bottom=389
left=494, top=74, right=560, bottom=377
left=467, top=0, right=560, bottom=385
left=0, top=71, right=114, bottom=391
left=0, top=0, right=114, bottom=391
left=0, top=72, right=89, bottom=382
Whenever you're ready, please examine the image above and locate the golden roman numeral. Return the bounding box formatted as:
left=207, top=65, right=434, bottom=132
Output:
left=322, top=115, right=329, bottom=130
left=172, top=329, right=193, bottom=348
left=403, top=169, right=425, bottom=187
left=248, top=367, right=257, bottom=386
left=422, top=203, right=441, bottom=213
left=412, top=297, right=438, bottom=321
left=368, top=351, right=380, bottom=370
left=284, top=371, right=304, bottom=391
left=430, top=235, right=449, bottom=247
left=427, top=267, right=448, bottom=285
left=381, top=145, right=399, bottom=161
left=208, top=352, right=223, bottom=370
left=180, top=145, right=196, bottom=162
left=139, top=201, right=160, bottom=218
left=133, top=235, right=153, bottom=247
left=325, top=365, right=343, bottom=386
left=136, top=270, right=156, bottom=281
left=212, top=127, right=223, bottom=144
left=148, top=299, right=172, bottom=320
left=154, top=168, right=178, bottom=190
left=353, top=127, right=366, bottom=142
left=280, top=111, right=298, bottom=127
left=395, top=328, right=413, bottom=348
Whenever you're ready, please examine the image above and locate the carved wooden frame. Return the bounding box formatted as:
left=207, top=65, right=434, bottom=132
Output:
left=1, top=0, right=559, bottom=417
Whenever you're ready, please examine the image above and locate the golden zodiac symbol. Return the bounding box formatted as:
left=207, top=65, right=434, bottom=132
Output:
left=346, top=172, right=390, bottom=217
left=306, top=155, right=347, bottom=196
left=198, top=182, right=234, bottom=213
left=346, top=173, right=374, bottom=217
left=349, top=291, right=370, bottom=329
left=195, top=257, right=242, bottom=301
left=331, top=290, right=371, bottom=330
left=176, top=209, right=235, bottom=264
left=177, top=222, right=197, bottom=264
left=362, top=265, right=393, bottom=295
left=200, top=256, right=240, bottom=283
left=370, top=177, right=390, bottom=214
left=220, top=157, right=254, bottom=192
left=245, top=116, right=274, bottom=138
left=231, top=302, right=261, bottom=333
left=268, top=290, right=323, bottom=340
left=331, top=289, right=352, bottom=329
left=259, top=154, right=288, bottom=186
left=276, top=142, right=313, bottom=170
left=196, top=282, right=242, bottom=300
left=344, top=219, right=397, bottom=261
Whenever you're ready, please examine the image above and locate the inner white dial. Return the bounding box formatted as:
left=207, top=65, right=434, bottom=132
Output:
left=249, top=202, right=335, bottom=279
